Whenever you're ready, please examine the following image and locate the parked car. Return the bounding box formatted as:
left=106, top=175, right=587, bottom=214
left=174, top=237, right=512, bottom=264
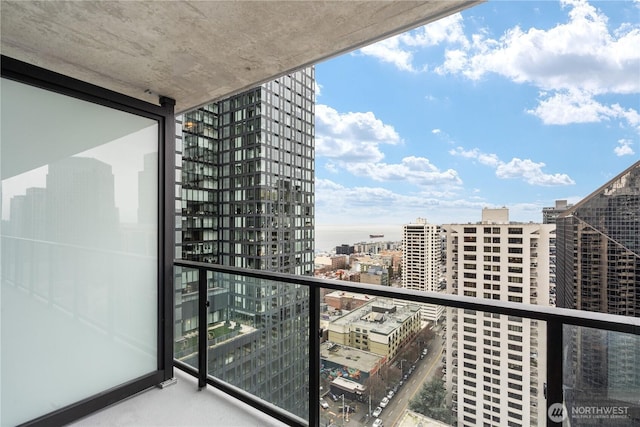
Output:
left=320, top=399, right=329, bottom=409
left=372, top=406, right=383, bottom=417
left=329, top=393, right=339, bottom=402
left=380, top=397, right=389, bottom=408
left=387, top=390, right=395, bottom=399
left=372, top=418, right=384, bottom=427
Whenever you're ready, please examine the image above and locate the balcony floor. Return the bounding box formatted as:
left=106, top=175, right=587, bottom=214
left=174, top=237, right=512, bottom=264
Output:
left=71, top=368, right=288, bottom=427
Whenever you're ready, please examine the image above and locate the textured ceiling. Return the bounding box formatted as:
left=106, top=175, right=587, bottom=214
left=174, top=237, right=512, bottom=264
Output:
left=1, top=1, right=482, bottom=112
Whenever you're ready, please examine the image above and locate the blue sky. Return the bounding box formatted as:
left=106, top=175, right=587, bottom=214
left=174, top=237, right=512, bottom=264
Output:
left=313, top=0, right=639, bottom=229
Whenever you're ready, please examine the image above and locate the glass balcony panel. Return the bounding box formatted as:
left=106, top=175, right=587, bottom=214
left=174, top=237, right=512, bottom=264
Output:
left=207, top=272, right=310, bottom=421
left=563, top=326, right=640, bottom=426
left=174, top=266, right=200, bottom=368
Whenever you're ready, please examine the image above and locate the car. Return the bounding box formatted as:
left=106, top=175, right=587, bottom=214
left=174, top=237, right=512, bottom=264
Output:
left=372, top=419, right=384, bottom=427
left=330, top=393, right=339, bottom=402
left=372, top=406, right=383, bottom=417
left=380, top=397, right=389, bottom=408
left=339, top=406, right=356, bottom=413
left=387, top=390, right=395, bottom=399
left=320, top=399, right=329, bottom=409
left=392, top=385, right=399, bottom=393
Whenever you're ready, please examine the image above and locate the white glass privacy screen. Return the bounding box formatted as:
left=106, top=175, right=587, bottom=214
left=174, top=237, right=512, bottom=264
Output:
left=1, top=77, right=159, bottom=426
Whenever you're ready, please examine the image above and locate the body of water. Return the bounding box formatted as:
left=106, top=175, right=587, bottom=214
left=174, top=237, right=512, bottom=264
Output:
left=315, top=223, right=404, bottom=253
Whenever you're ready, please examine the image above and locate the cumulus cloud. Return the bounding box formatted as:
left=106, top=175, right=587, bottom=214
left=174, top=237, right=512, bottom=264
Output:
left=445, top=0, right=640, bottom=94
left=358, top=13, right=468, bottom=72
left=359, top=35, right=417, bottom=72
left=450, top=146, right=575, bottom=186
left=315, top=82, right=322, bottom=97
left=345, top=156, right=462, bottom=186
left=315, top=104, right=401, bottom=162
left=432, top=128, right=441, bottom=134
left=496, top=158, right=575, bottom=186
left=435, top=0, right=640, bottom=131
left=315, top=178, right=484, bottom=224
left=316, top=105, right=462, bottom=188
left=526, top=90, right=640, bottom=130
left=614, top=139, right=635, bottom=156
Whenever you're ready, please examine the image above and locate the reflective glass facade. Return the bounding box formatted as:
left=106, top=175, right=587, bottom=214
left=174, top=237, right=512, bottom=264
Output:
left=175, top=68, right=315, bottom=418
left=556, top=161, right=640, bottom=425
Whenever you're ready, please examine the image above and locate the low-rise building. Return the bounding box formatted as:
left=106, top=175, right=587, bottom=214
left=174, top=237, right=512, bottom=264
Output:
left=327, top=299, right=421, bottom=361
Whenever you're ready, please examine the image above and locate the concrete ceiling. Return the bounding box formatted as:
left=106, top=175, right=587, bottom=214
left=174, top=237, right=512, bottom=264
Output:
left=1, top=1, right=482, bottom=113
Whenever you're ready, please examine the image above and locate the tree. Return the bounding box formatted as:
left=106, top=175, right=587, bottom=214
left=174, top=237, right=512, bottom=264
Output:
left=363, top=374, right=386, bottom=402
left=409, top=378, right=451, bottom=424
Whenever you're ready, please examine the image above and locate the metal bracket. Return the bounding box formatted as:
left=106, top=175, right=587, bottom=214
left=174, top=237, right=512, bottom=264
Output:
left=157, top=377, right=178, bottom=389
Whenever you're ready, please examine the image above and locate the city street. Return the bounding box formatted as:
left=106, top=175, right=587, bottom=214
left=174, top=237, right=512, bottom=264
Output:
left=321, top=328, right=445, bottom=427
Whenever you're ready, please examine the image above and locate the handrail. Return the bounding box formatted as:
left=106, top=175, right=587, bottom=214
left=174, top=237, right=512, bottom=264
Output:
left=174, top=259, right=639, bottom=335
left=173, top=259, right=640, bottom=427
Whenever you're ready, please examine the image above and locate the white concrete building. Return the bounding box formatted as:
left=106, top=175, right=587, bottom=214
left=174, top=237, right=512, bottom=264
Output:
left=443, top=208, right=552, bottom=427
left=401, top=218, right=445, bottom=323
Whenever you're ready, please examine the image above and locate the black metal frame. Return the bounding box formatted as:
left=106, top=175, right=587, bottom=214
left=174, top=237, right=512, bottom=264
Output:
left=2, top=56, right=175, bottom=426
left=174, top=259, right=640, bottom=427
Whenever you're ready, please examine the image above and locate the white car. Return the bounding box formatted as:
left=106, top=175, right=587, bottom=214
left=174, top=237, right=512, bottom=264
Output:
left=372, top=418, right=384, bottom=427
left=387, top=390, right=395, bottom=399
left=372, top=406, right=383, bottom=417
left=320, top=399, right=329, bottom=409
left=380, top=397, right=389, bottom=408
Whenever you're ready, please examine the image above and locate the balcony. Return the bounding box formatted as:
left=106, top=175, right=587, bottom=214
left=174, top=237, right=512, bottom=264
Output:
left=161, top=260, right=638, bottom=427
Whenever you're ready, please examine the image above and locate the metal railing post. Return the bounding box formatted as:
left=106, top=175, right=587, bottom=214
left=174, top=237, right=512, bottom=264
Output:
left=198, top=267, right=208, bottom=389
left=546, top=320, right=564, bottom=426
left=309, top=286, right=320, bottom=426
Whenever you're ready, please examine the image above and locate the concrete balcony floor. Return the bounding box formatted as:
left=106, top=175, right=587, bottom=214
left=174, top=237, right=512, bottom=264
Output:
left=71, top=368, right=288, bottom=427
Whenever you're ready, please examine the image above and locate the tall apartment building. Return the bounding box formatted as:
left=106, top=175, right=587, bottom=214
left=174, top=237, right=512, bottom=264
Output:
left=542, top=199, right=572, bottom=224
left=443, top=208, right=552, bottom=427
left=174, top=68, right=315, bottom=417
left=556, top=161, right=640, bottom=422
left=402, top=218, right=445, bottom=323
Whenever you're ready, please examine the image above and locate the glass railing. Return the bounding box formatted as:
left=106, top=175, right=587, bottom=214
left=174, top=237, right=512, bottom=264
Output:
left=174, top=260, right=640, bottom=427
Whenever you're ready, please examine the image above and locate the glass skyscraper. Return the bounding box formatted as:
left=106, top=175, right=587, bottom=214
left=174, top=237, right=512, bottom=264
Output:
left=175, top=68, right=315, bottom=417
left=556, top=160, right=640, bottom=424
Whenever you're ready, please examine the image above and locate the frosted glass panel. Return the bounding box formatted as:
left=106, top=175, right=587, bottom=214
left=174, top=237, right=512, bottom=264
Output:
left=1, top=78, right=159, bottom=426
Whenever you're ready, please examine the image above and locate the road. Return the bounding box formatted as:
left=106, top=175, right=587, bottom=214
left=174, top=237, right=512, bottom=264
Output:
left=320, top=330, right=445, bottom=427
left=377, top=334, right=444, bottom=427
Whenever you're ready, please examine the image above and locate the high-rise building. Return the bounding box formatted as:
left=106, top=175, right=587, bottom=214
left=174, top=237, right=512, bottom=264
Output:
left=402, top=218, right=444, bottom=323
left=556, top=161, right=640, bottom=421
left=174, top=68, right=315, bottom=417
left=443, top=208, right=553, bottom=427
left=542, top=199, right=572, bottom=224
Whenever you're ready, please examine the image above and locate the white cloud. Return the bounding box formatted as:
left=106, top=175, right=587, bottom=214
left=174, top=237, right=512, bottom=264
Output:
left=451, top=0, right=640, bottom=94
left=315, top=104, right=401, bottom=162
left=358, top=13, right=468, bottom=72
left=496, top=158, right=575, bottom=186
left=527, top=89, right=640, bottom=130
left=345, top=156, right=462, bottom=186
left=614, top=139, right=635, bottom=156
left=359, top=35, right=417, bottom=72
left=432, top=129, right=441, bottom=134
left=399, top=13, right=469, bottom=48
left=315, top=178, right=484, bottom=224
left=450, top=146, right=575, bottom=186
left=316, top=105, right=462, bottom=189
left=315, top=82, right=322, bottom=97
left=449, top=147, right=500, bottom=167
left=436, top=0, right=640, bottom=131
